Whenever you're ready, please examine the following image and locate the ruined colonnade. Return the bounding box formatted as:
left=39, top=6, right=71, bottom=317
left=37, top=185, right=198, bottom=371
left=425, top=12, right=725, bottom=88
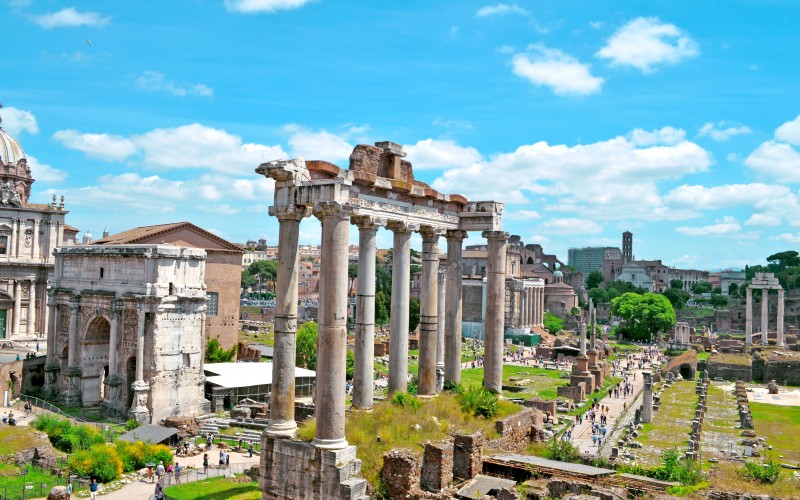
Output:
left=745, top=272, right=785, bottom=347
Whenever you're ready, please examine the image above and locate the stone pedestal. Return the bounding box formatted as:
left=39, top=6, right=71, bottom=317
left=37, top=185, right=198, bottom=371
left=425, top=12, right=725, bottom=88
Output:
left=128, top=380, right=151, bottom=423
left=641, top=371, right=653, bottom=424
left=60, top=366, right=82, bottom=406
left=587, top=350, right=605, bottom=388
left=100, top=374, right=124, bottom=417
left=43, top=362, right=61, bottom=401
left=260, top=435, right=367, bottom=499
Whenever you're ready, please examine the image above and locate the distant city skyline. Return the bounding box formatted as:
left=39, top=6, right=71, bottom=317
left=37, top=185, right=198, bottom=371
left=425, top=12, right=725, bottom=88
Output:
left=4, top=1, right=800, bottom=270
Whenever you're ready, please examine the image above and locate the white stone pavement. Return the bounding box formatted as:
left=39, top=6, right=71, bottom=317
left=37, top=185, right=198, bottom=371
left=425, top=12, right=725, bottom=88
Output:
left=569, top=358, right=650, bottom=456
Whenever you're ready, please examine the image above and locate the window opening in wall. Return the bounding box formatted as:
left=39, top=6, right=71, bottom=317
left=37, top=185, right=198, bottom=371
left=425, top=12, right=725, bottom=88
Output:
left=183, top=353, right=190, bottom=367
left=100, top=267, right=104, bottom=278
left=0, top=235, right=7, bottom=255
left=207, top=292, right=219, bottom=316
left=169, top=283, right=175, bottom=295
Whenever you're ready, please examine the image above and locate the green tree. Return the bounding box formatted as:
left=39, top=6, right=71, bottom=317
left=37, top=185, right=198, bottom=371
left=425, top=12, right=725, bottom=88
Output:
left=296, top=321, right=318, bottom=370
left=611, top=292, right=675, bottom=342
left=709, top=294, right=728, bottom=308
left=588, top=287, right=610, bottom=305
left=374, top=290, right=390, bottom=326
left=691, top=281, right=713, bottom=294
left=670, top=279, right=684, bottom=290
left=543, top=312, right=564, bottom=334
left=409, top=297, right=421, bottom=332
left=663, top=288, right=690, bottom=310
left=766, top=250, right=800, bottom=271
left=586, top=271, right=604, bottom=290
left=728, top=282, right=739, bottom=297
left=241, top=270, right=258, bottom=290
left=205, top=338, right=236, bottom=363
left=346, top=350, right=355, bottom=380
left=248, top=260, right=279, bottom=291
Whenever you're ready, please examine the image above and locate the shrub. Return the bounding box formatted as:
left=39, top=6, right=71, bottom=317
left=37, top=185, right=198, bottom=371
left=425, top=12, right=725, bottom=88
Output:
left=125, top=419, right=141, bottom=431
left=543, top=438, right=580, bottom=463
left=32, top=414, right=104, bottom=453
left=738, top=459, right=781, bottom=484
left=115, top=441, right=173, bottom=472
left=68, top=444, right=123, bottom=482
left=456, top=386, right=498, bottom=419
left=390, top=392, right=421, bottom=410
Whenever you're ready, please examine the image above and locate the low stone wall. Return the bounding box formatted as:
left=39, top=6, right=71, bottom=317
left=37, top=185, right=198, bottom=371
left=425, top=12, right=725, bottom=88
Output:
left=524, top=398, right=556, bottom=418
left=666, top=350, right=697, bottom=379
left=707, top=360, right=752, bottom=381
left=762, top=356, right=800, bottom=385
left=494, top=407, right=544, bottom=452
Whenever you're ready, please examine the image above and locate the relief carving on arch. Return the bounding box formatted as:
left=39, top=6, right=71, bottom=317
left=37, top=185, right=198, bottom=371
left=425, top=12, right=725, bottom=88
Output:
left=122, top=308, right=138, bottom=348
left=57, top=305, right=69, bottom=335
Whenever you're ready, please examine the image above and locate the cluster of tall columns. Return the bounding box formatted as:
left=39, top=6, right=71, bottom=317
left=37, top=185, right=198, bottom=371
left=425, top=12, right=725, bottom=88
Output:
left=266, top=199, right=507, bottom=449
left=745, top=287, right=785, bottom=347
left=519, top=285, right=543, bottom=328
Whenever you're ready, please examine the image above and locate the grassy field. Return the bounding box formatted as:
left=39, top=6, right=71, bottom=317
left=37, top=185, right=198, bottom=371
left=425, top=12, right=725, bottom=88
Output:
left=460, top=364, right=568, bottom=400
left=164, top=475, right=261, bottom=500
left=297, top=392, right=520, bottom=487
left=750, top=401, right=800, bottom=462
left=0, top=464, right=76, bottom=499
left=0, top=424, right=50, bottom=455
left=700, top=383, right=741, bottom=462
left=636, top=380, right=697, bottom=466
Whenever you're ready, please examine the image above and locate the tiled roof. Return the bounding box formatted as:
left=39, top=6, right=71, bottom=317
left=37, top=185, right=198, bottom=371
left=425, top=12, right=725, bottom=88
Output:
left=64, top=224, right=79, bottom=232
left=92, top=221, right=243, bottom=252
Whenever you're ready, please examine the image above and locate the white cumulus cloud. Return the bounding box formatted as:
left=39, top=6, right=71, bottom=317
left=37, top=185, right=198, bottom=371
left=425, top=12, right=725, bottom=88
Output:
left=511, top=44, right=603, bottom=96
left=27, top=155, right=67, bottom=183
left=774, top=115, right=800, bottom=146
left=1, top=106, right=39, bottom=135
left=744, top=141, right=800, bottom=182
left=697, top=121, right=752, bottom=141
left=135, top=71, right=214, bottom=97
left=33, top=7, right=110, bottom=29
left=675, top=216, right=741, bottom=237
left=405, top=139, right=482, bottom=170
left=745, top=214, right=781, bottom=227
left=476, top=3, right=529, bottom=17
left=284, top=126, right=353, bottom=164
left=596, top=17, right=699, bottom=72
left=506, top=210, right=541, bottom=221
left=53, top=130, right=138, bottom=162
left=224, top=0, right=313, bottom=14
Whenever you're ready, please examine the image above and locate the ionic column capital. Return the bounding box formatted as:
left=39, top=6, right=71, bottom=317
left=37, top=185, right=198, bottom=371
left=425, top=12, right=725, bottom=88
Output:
left=313, top=201, right=354, bottom=221
left=351, top=215, right=387, bottom=231
left=387, top=220, right=420, bottom=234
left=482, top=230, right=509, bottom=241
left=269, top=204, right=312, bottom=221
left=445, top=229, right=468, bottom=242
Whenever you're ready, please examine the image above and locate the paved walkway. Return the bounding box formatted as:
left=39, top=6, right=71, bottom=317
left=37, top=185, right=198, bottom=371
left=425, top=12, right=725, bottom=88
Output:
left=566, top=353, right=660, bottom=456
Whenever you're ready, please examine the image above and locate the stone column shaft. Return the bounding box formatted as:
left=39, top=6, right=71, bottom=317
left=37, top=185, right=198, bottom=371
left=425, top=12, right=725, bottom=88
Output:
left=313, top=203, right=351, bottom=449
left=418, top=227, right=442, bottom=396
left=436, top=269, right=446, bottom=392
left=27, top=279, right=36, bottom=335
left=745, top=287, right=753, bottom=346
left=32, top=220, right=40, bottom=260
left=445, top=230, right=466, bottom=385
left=352, top=217, right=383, bottom=409
left=482, top=231, right=508, bottom=394
left=777, top=289, right=785, bottom=346
left=67, top=296, right=79, bottom=366
left=590, top=300, right=596, bottom=351
left=135, top=303, right=145, bottom=380
left=761, top=290, right=769, bottom=346
left=520, top=288, right=527, bottom=327
left=580, top=322, right=587, bottom=356
left=388, top=221, right=416, bottom=394
left=10, top=218, right=17, bottom=261
left=46, top=297, right=57, bottom=362
left=268, top=206, right=309, bottom=436
left=13, top=280, right=21, bottom=336
left=108, top=300, right=121, bottom=376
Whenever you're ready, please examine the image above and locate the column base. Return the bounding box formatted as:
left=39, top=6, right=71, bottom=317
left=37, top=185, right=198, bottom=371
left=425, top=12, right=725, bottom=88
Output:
left=128, top=380, right=151, bottom=423
left=59, top=366, right=82, bottom=406
left=265, top=419, right=297, bottom=438
left=100, top=374, right=124, bottom=418
left=312, top=436, right=349, bottom=450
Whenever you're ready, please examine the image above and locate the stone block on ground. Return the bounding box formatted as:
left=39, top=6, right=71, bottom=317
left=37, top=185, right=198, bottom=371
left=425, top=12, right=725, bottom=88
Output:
left=453, top=432, right=483, bottom=481
left=420, top=440, right=453, bottom=492
left=381, top=448, right=421, bottom=499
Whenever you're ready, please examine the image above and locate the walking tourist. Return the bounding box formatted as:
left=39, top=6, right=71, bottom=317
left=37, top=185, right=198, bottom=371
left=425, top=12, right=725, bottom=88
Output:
left=89, top=478, right=99, bottom=500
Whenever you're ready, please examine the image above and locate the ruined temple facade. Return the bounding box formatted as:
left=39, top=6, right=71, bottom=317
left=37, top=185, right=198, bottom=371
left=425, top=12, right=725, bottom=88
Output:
left=258, top=141, right=505, bottom=499
left=43, top=245, right=207, bottom=423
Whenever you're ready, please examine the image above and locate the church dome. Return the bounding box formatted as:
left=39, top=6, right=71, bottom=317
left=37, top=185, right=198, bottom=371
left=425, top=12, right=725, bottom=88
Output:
left=552, top=269, right=564, bottom=278
left=0, top=127, right=26, bottom=166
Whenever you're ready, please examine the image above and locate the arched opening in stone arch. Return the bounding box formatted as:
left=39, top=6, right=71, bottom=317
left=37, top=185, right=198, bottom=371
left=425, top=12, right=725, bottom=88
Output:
left=680, top=363, right=694, bottom=380
left=85, top=317, right=111, bottom=343
left=527, top=257, right=534, bottom=265
left=83, top=317, right=111, bottom=405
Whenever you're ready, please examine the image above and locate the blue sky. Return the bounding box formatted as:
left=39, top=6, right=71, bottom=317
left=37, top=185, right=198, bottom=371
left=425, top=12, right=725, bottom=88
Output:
left=3, top=0, right=800, bottom=270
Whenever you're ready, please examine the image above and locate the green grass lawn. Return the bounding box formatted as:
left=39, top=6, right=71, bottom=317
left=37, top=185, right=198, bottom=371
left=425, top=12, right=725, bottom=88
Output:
left=700, top=383, right=741, bottom=462
left=460, top=364, right=568, bottom=401
left=0, top=464, right=75, bottom=499
left=750, top=401, right=800, bottom=462
left=0, top=425, right=50, bottom=455
left=164, top=475, right=261, bottom=500
left=636, top=380, right=697, bottom=466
